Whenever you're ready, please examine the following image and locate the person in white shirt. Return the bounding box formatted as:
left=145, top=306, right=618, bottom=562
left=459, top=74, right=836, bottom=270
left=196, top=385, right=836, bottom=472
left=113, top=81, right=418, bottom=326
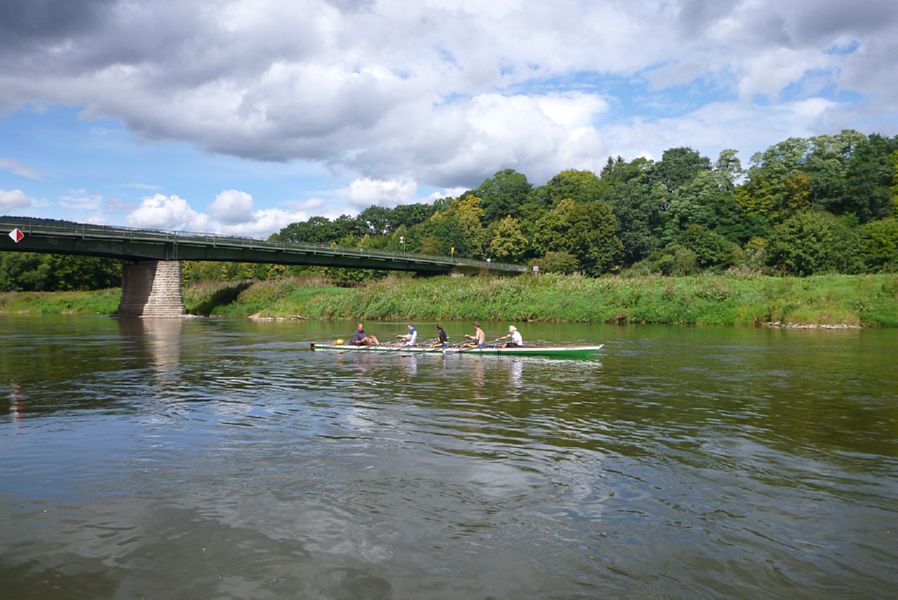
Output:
left=398, top=324, right=417, bottom=346
left=499, top=325, right=523, bottom=347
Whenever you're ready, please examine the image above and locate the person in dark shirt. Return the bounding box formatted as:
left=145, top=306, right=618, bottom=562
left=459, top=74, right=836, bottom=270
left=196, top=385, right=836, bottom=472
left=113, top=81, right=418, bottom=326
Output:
left=435, top=324, right=448, bottom=347
left=350, top=323, right=380, bottom=346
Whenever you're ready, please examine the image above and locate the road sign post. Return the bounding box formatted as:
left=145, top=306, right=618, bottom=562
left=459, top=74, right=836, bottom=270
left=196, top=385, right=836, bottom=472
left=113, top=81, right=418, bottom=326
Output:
left=8, top=228, right=24, bottom=243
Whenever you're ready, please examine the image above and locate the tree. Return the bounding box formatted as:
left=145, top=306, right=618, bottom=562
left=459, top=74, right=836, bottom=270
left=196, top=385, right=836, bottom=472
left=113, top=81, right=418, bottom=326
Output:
left=277, top=216, right=339, bottom=244
left=488, top=216, right=529, bottom=262
left=840, top=134, right=898, bottom=222
left=0, top=253, right=120, bottom=291
left=859, top=218, right=898, bottom=272
left=475, top=169, right=533, bottom=222
left=0, top=253, right=50, bottom=291
left=654, top=147, right=711, bottom=193
left=715, top=149, right=743, bottom=192
left=530, top=169, right=603, bottom=207
left=803, top=131, right=864, bottom=214
left=534, top=199, right=622, bottom=275
left=417, top=194, right=487, bottom=258
left=356, top=206, right=393, bottom=236
left=739, top=137, right=812, bottom=222
left=666, top=170, right=765, bottom=244
left=603, top=159, right=666, bottom=265
left=677, top=224, right=738, bottom=269
left=766, top=211, right=862, bottom=275
left=892, top=150, right=898, bottom=214
left=333, top=214, right=367, bottom=239
left=45, top=255, right=121, bottom=290
left=531, top=251, right=579, bottom=274
left=390, top=203, right=438, bottom=229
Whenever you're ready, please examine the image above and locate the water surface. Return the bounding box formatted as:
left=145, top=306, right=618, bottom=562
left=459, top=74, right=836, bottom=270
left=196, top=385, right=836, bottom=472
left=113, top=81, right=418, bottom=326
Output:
left=1, top=317, right=896, bottom=598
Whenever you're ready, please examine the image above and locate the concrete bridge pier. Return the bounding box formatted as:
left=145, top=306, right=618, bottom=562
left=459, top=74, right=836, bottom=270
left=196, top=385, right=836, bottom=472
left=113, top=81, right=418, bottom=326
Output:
left=117, top=260, right=187, bottom=318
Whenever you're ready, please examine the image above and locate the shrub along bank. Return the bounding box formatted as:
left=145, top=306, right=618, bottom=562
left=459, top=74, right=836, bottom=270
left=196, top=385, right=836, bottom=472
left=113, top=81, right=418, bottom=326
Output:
left=3, top=274, right=895, bottom=328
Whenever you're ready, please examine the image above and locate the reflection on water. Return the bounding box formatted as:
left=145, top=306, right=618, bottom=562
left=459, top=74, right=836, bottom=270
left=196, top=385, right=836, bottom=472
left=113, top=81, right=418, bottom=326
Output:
left=117, top=317, right=183, bottom=380
left=0, top=317, right=896, bottom=598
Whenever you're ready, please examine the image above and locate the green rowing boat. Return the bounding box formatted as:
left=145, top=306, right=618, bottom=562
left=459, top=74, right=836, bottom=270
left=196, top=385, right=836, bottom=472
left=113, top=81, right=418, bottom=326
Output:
left=310, top=343, right=603, bottom=359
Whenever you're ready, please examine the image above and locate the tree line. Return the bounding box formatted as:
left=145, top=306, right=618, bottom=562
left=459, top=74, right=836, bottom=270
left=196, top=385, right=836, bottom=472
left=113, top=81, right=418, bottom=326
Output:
left=275, top=129, right=898, bottom=276
left=1, top=129, right=896, bottom=291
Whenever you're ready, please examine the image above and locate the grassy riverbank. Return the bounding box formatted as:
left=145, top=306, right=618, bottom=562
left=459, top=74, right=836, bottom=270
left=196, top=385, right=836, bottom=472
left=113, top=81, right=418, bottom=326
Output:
left=0, top=288, right=121, bottom=315
left=3, top=273, right=895, bottom=327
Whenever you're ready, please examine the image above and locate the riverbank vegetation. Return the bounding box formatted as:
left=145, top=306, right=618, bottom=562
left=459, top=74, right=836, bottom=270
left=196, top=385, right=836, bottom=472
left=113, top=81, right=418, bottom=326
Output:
left=2, top=274, right=895, bottom=328
left=1, top=131, right=896, bottom=327
left=184, top=274, right=898, bottom=327
left=2, top=131, right=897, bottom=296
left=271, top=130, right=898, bottom=278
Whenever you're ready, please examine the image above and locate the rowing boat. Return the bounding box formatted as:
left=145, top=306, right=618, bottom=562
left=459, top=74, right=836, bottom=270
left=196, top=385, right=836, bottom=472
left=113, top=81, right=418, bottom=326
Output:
left=309, top=343, right=604, bottom=359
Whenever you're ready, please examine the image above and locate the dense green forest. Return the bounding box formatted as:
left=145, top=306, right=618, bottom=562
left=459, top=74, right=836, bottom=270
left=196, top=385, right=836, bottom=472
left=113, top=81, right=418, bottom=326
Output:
left=2, top=129, right=896, bottom=292
left=272, top=129, right=898, bottom=277
left=0, top=252, right=121, bottom=292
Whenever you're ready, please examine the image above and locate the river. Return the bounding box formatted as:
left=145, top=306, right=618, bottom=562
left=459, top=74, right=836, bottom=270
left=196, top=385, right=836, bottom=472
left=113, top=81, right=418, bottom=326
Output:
left=1, top=316, right=896, bottom=599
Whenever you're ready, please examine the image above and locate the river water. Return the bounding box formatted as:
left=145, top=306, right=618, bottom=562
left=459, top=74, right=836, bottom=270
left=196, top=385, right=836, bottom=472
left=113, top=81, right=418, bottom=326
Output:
left=1, top=316, right=895, bottom=599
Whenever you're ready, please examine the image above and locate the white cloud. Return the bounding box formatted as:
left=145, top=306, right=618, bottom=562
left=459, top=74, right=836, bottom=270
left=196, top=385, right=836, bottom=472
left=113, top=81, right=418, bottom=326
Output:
left=737, top=47, right=835, bottom=99
left=424, top=187, right=468, bottom=202
left=216, top=207, right=309, bottom=236
left=125, top=190, right=321, bottom=236
left=0, top=189, right=34, bottom=211
left=124, top=182, right=163, bottom=191
left=603, top=97, right=838, bottom=166
left=57, top=189, right=114, bottom=224
left=0, top=158, right=41, bottom=179
left=345, top=178, right=417, bottom=207
left=127, top=194, right=210, bottom=231
left=59, top=189, right=105, bottom=211
left=410, top=92, right=608, bottom=185
left=534, top=93, right=609, bottom=128
left=1, top=0, right=897, bottom=205
left=290, top=198, right=325, bottom=211
left=209, top=189, right=254, bottom=224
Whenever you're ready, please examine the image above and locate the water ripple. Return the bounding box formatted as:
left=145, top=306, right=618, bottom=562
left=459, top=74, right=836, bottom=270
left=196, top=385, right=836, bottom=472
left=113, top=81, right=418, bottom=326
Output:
left=1, top=318, right=896, bottom=598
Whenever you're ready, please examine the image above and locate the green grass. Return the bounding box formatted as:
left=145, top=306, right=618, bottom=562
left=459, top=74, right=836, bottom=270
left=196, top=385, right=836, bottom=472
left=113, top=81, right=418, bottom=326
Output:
left=2, top=273, right=896, bottom=327
left=0, top=288, right=121, bottom=315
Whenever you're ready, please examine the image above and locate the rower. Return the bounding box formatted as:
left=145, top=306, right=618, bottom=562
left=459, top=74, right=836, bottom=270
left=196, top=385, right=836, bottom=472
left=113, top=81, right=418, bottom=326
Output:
left=397, top=324, right=418, bottom=346
left=435, top=324, right=448, bottom=347
left=463, top=321, right=486, bottom=348
left=498, top=325, right=524, bottom=347
left=350, top=323, right=380, bottom=346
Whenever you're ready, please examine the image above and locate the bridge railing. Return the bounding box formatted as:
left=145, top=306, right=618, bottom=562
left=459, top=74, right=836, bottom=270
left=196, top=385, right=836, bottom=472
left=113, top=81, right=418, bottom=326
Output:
left=1, top=216, right=527, bottom=272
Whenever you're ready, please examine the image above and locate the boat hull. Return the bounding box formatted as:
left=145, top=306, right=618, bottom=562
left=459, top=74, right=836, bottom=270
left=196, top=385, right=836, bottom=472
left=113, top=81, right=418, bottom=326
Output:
left=310, top=343, right=603, bottom=359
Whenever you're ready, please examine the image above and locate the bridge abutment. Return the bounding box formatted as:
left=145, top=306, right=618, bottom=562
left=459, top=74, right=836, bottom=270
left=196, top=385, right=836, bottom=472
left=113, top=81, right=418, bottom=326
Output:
left=117, top=261, right=187, bottom=318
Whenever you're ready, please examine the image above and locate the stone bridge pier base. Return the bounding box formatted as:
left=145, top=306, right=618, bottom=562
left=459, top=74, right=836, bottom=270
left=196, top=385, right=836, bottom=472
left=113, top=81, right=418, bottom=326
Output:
left=117, top=260, right=187, bottom=317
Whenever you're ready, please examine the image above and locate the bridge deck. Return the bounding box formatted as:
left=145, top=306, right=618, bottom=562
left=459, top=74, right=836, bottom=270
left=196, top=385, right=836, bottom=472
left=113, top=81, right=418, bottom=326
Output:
left=0, top=217, right=526, bottom=275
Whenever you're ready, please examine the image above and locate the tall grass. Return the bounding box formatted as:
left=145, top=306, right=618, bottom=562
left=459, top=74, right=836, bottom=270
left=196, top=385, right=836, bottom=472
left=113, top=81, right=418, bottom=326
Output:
left=2, top=274, right=896, bottom=327
left=240, top=273, right=895, bottom=327
left=0, top=288, right=120, bottom=315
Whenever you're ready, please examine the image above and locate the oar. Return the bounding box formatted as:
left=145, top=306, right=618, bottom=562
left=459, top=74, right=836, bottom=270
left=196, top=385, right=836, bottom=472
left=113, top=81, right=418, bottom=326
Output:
left=439, top=340, right=470, bottom=354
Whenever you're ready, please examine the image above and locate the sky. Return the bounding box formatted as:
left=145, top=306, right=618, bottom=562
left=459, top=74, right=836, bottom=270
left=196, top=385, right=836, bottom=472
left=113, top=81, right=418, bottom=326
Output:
left=1, top=0, right=897, bottom=237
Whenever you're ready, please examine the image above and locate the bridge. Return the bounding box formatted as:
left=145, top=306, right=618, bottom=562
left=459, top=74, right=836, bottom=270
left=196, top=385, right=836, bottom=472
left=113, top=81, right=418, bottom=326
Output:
left=0, top=217, right=526, bottom=317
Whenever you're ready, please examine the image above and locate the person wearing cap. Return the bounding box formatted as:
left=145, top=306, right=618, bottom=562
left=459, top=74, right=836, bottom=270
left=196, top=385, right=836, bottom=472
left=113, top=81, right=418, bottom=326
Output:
left=498, top=325, right=524, bottom=347
left=397, top=324, right=418, bottom=346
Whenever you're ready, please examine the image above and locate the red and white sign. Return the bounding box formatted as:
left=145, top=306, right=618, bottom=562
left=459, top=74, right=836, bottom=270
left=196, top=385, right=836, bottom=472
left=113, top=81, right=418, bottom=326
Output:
left=8, top=228, right=24, bottom=243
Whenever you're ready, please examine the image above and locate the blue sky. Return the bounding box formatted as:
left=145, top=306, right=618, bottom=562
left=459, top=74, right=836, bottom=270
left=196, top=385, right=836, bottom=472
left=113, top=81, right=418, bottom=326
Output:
left=1, top=0, right=897, bottom=236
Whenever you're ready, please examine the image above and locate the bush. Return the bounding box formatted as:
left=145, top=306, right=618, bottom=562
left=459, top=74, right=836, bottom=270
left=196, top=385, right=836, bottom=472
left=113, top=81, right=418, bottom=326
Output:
left=766, top=211, right=863, bottom=275
left=678, top=224, right=739, bottom=269
left=530, top=251, right=580, bottom=274
left=859, top=218, right=898, bottom=272
left=655, top=246, right=699, bottom=276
